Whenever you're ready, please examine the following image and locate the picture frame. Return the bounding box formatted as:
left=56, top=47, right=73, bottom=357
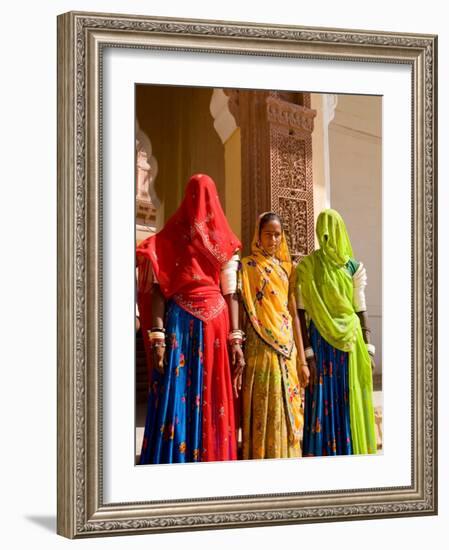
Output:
left=57, top=11, right=437, bottom=538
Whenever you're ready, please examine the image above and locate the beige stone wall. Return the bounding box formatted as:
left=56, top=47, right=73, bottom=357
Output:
left=310, top=94, right=327, bottom=245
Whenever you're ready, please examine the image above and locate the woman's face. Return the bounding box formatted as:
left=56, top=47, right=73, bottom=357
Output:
left=259, top=219, right=282, bottom=255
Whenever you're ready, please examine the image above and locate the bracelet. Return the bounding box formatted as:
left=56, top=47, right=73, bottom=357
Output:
left=148, top=330, right=166, bottom=341
left=228, top=329, right=245, bottom=342
left=366, top=343, right=375, bottom=356
left=150, top=327, right=165, bottom=333
left=304, top=346, right=315, bottom=359
left=362, top=327, right=371, bottom=334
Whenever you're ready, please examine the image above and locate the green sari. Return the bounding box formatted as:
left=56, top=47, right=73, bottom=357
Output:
left=296, top=209, right=376, bottom=455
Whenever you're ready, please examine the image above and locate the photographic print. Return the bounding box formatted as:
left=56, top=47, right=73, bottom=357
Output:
left=134, top=85, right=383, bottom=465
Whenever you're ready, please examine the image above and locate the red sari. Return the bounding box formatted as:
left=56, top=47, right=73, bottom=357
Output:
left=136, top=173, right=241, bottom=462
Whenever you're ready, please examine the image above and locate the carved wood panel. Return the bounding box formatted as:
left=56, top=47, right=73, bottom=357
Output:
left=268, top=94, right=316, bottom=260
left=237, top=89, right=316, bottom=259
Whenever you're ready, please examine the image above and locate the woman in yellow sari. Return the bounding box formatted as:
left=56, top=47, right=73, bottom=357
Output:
left=237, top=212, right=309, bottom=459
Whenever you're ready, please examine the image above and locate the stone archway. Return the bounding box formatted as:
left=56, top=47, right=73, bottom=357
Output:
left=136, top=121, right=161, bottom=238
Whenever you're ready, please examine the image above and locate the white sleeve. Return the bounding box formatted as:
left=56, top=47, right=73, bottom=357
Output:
left=353, top=262, right=367, bottom=312
left=136, top=267, right=140, bottom=317
left=220, top=253, right=239, bottom=295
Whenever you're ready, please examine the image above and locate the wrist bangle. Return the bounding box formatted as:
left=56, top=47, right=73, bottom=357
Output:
left=151, top=327, right=165, bottom=333
left=228, top=329, right=245, bottom=342
left=304, top=346, right=315, bottom=359
left=366, top=343, right=375, bottom=356
left=148, top=330, right=166, bottom=341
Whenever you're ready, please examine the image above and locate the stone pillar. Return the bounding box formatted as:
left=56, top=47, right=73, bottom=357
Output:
left=233, top=90, right=316, bottom=258
left=266, top=93, right=317, bottom=260
left=211, top=89, right=317, bottom=258
left=311, top=93, right=338, bottom=245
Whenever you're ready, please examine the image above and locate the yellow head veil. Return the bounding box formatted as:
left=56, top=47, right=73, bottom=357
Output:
left=251, top=211, right=292, bottom=269
left=240, top=212, right=294, bottom=357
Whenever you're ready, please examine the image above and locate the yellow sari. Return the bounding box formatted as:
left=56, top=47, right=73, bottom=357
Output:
left=239, top=214, right=304, bottom=459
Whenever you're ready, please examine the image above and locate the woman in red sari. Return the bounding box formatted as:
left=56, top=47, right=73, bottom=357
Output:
left=137, top=174, right=244, bottom=463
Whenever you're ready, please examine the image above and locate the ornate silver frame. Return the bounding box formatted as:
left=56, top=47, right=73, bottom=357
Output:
left=57, top=11, right=438, bottom=538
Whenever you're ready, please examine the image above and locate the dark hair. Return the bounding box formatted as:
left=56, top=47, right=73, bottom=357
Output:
left=259, top=212, right=283, bottom=236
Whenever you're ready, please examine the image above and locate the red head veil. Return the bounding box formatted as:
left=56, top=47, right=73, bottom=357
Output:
left=137, top=173, right=241, bottom=321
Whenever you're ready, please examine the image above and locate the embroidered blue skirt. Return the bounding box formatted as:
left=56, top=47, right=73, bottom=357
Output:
left=302, top=321, right=352, bottom=456
left=139, top=301, right=204, bottom=464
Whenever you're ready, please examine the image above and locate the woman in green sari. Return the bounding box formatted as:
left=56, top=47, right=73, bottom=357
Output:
left=296, top=209, right=377, bottom=456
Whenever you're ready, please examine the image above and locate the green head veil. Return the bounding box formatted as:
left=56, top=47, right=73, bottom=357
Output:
left=316, top=209, right=353, bottom=267
left=297, top=209, right=357, bottom=352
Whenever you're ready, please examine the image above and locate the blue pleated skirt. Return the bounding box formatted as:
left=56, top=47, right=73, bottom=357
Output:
left=302, top=321, right=352, bottom=456
left=139, top=301, right=204, bottom=464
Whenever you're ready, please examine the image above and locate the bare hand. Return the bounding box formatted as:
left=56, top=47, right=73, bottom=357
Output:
left=298, top=363, right=310, bottom=387
left=307, top=356, right=318, bottom=385
left=152, top=346, right=166, bottom=374
left=231, top=343, right=245, bottom=398
left=369, top=354, right=376, bottom=371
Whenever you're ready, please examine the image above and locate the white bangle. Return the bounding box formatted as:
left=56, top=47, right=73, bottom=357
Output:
left=366, top=343, right=375, bottom=356
left=304, top=346, right=315, bottom=359
left=228, top=329, right=245, bottom=341
left=148, top=330, right=165, bottom=341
